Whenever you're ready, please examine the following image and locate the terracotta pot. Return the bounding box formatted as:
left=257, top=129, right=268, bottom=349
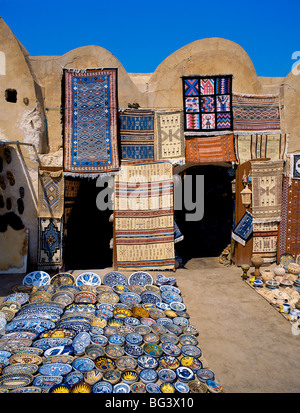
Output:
left=261, top=270, right=274, bottom=283
left=251, top=255, right=264, bottom=277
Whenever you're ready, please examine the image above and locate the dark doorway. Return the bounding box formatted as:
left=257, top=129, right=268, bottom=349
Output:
left=64, top=179, right=113, bottom=270
left=175, top=165, right=234, bottom=264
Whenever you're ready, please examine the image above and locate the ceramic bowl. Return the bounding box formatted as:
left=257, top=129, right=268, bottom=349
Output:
left=280, top=278, right=293, bottom=288
left=103, top=369, right=121, bottom=384
left=206, top=380, right=224, bottom=393
left=273, top=266, right=286, bottom=277
left=139, top=368, right=158, bottom=384
left=174, top=381, right=190, bottom=393
left=143, top=343, right=163, bottom=358
left=160, top=382, right=175, bottom=393
left=253, top=279, right=263, bottom=288
left=113, top=383, right=130, bottom=393
left=130, top=381, right=146, bottom=393
left=158, top=368, right=176, bottom=383
left=287, top=262, right=300, bottom=275
left=266, top=280, right=279, bottom=290
left=70, top=381, right=92, bottom=393
left=188, top=380, right=208, bottom=393
left=121, top=369, right=139, bottom=384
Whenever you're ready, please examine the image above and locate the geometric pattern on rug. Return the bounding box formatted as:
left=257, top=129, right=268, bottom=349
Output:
left=185, top=134, right=236, bottom=163
left=183, top=75, right=233, bottom=133
left=114, top=160, right=175, bottom=270
left=38, top=217, right=63, bottom=268
left=253, top=221, right=279, bottom=263
left=38, top=167, right=64, bottom=218
left=63, top=68, right=119, bottom=174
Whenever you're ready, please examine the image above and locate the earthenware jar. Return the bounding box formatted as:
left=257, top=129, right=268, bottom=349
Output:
left=251, top=255, right=264, bottom=278
left=273, top=266, right=286, bottom=277
left=287, top=262, right=300, bottom=275
left=261, top=269, right=274, bottom=283
left=241, top=264, right=250, bottom=280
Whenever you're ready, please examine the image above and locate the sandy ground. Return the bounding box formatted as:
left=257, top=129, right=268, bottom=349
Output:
left=1, top=258, right=300, bottom=393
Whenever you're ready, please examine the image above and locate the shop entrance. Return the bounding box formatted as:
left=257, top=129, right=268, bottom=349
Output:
left=64, top=178, right=113, bottom=270
left=175, top=165, right=234, bottom=264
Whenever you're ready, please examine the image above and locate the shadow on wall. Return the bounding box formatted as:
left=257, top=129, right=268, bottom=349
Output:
left=0, top=144, right=37, bottom=272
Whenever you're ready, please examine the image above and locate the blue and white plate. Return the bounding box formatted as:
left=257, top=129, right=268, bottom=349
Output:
left=108, top=334, right=125, bottom=346
left=72, top=357, right=95, bottom=373
left=139, top=368, right=158, bottom=384
left=137, top=354, right=159, bottom=369
left=173, top=317, right=189, bottom=327
left=103, top=272, right=128, bottom=287
left=5, top=318, right=55, bottom=334
left=159, top=285, right=181, bottom=294
left=91, top=334, right=108, bottom=346
left=75, top=272, right=102, bottom=287
left=72, top=332, right=91, bottom=355
left=93, top=381, right=113, bottom=393
left=33, top=374, right=63, bottom=389
left=128, top=272, right=153, bottom=287
left=140, top=291, right=161, bottom=305
left=174, top=381, right=189, bottom=393
left=145, top=383, right=161, bottom=393
left=156, top=302, right=171, bottom=311
left=158, top=368, right=176, bottom=383
left=196, top=368, right=215, bottom=382
left=64, top=371, right=83, bottom=386
left=124, top=317, right=140, bottom=326
left=0, top=356, right=9, bottom=368
left=113, top=383, right=130, bottom=393
left=162, top=342, right=181, bottom=357
left=3, top=293, right=29, bottom=305
left=125, top=332, right=143, bottom=345
left=176, top=366, right=194, bottom=382
left=44, top=345, right=74, bottom=357
left=119, top=292, right=141, bottom=306
left=161, top=291, right=182, bottom=304
left=23, top=271, right=50, bottom=287
left=170, top=301, right=186, bottom=312
left=0, top=350, right=11, bottom=358
left=39, top=363, right=72, bottom=376
left=32, top=337, right=73, bottom=351
left=156, top=317, right=172, bottom=327
left=124, top=343, right=144, bottom=358
left=181, top=345, right=202, bottom=358
left=164, top=323, right=182, bottom=336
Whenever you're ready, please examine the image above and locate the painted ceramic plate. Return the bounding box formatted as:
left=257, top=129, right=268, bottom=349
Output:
left=9, top=353, right=43, bottom=365
left=181, top=344, right=202, bottom=358
left=174, top=381, right=190, bottom=393
left=119, top=292, right=141, bottom=306
left=139, top=368, right=157, bottom=384
left=108, top=334, right=125, bottom=346
left=39, top=327, right=76, bottom=339
left=181, top=356, right=203, bottom=371
left=32, top=337, right=72, bottom=351
left=42, top=355, right=74, bottom=365
left=94, top=356, right=116, bottom=371
left=159, top=285, right=181, bottom=294
left=145, top=383, right=161, bottom=393
left=64, top=371, right=83, bottom=386
left=158, top=368, right=176, bottom=383
left=143, top=332, right=159, bottom=344
left=161, top=291, right=182, bottom=304
left=116, top=356, right=137, bottom=371
left=279, top=253, right=295, bottom=267
left=164, top=323, right=182, bottom=335
left=179, top=334, right=198, bottom=346
left=70, top=381, right=92, bottom=393
left=0, top=356, right=9, bottom=368
left=113, top=383, right=130, bottom=393
left=0, top=373, right=34, bottom=390
left=97, top=291, right=119, bottom=305
left=85, top=344, right=105, bottom=359
left=112, top=285, right=130, bottom=294
left=39, top=362, right=72, bottom=376
left=10, top=386, right=41, bottom=393
left=3, top=293, right=29, bottom=305
left=121, top=369, right=139, bottom=384
left=50, top=272, right=75, bottom=287
left=92, top=381, right=113, bottom=393
left=5, top=318, right=55, bottom=334
left=74, top=291, right=97, bottom=304
left=134, top=324, right=151, bottom=335
left=206, top=380, right=224, bottom=393
left=137, top=354, right=159, bottom=369
left=128, top=271, right=153, bottom=287
left=105, top=344, right=124, bottom=358
left=73, top=331, right=91, bottom=355
left=156, top=302, right=171, bottom=311
left=176, top=366, right=195, bottom=382
left=125, top=332, right=143, bottom=345
left=143, top=343, right=163, bottom=358
left=103, top=272, right=128, bottom=287
left=51, top=291, right=74, bottom=306
left=162, top=341, right=181, bottom=357
left=75, top=272, right=102, bottom=287
left=43, top=345, right=74, bottom=357
left=140, top=291, right=162, bottom=305
left=170, top=301, right=186, bottom=312
left=49, top=383, right=71, bottom=393
left=158, top=355, right=180, bottom=369
left=23, top=271, right=50, bottom=287
left=173, top=316, right=189, bottom=327
left=124, top=343, right=144, bottom=358
left=160, top=332, right=179, bottom=344
left=196, top=368, right=215, bottom=382
left=72, top=357, right=95, bottom=372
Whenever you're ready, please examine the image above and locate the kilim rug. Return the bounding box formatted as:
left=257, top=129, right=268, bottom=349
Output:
left=63, top=69, right=119, bottom=174
left=114, top=160, right=175, bottom=270
left=232, top=210, right=253, bottom=246
left=253, top=221, right=279, bottom=263
left=183, top=75, right=233, bottom=134
left=278, top=177, right=300, bottom=258
left=185, top=134, right=236, bottom=163
left=38, top=167, right=64, bottom=218
left=155, top=111, right=185, bottom=164
left=232, top=93, right=281, bottom=131
left=119, top=109, right=155, bottom=160
left=234, top=133, right=287, bottom=164
left=251, top=160, right=284, bottom=223
left=277, top=175, right=289, bottom=258
left=37, top=217, right=63, bottom=269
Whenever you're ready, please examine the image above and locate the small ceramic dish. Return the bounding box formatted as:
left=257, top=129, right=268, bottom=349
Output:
left=121, top=369, right=139, bottom=384
left=160, top=382, right=175, bottom=393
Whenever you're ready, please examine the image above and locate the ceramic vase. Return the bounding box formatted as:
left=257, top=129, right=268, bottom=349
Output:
left=251, top=255, right=264, bottom=278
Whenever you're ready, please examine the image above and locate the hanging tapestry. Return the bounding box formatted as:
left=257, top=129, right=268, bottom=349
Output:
left=289, top=153, right=300, bottom=179
left=231, top=210, right=253, bottom=246
left=64, top=178, right=81, bottom=225
left=38, top=167, right=64, bottom=218
left=155, top=110, right=185, bottom=165
left=253, top=221, right=279, bottom=263
left=38, top=217, right=63, bottom=268
left=119, top=109, right=155, bottom=160
left=278, top=177, right=300, bottom=258
left=185, top=134, right=236, bottom=163
left=251, top=160, right=284, bottom=223
left=277, top=175, right=289, bottom=258
left=114, top=160, right=175, bottom=270
left=234, top=133, right=287, bottom=164
left=183, top=75, right=233, bottom=134
left=232, top=93, right=281, bottom=131
left=63, top=68, right=119, bottom=174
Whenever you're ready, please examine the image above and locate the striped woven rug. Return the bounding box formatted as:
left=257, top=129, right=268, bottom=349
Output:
left=114, top=160, right=175, bottom=270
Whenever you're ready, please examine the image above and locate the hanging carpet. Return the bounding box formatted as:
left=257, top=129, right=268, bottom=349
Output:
left=232, top=210, right=253, bottom=246
left=185, top=134, right=236, bottom=163
left=119, top=109, right=155, bottom=160
left=232, top=93, right=281, bottom=132
left=37, top=217, right=63, bottom=269
left=114, top=160, right=175, bottom=270
left=252, top=221, right=279, bottom=263
left=38, top=167, right=64, bottom=218
left=63, top=68, right=119, bottom=174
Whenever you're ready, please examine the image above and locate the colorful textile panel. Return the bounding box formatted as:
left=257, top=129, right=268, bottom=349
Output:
left=38, top=217, right=63, bottom=268
left=63, top=68, right=119, bottom=174
left=119, top=109, right=155, bottom=160
left=232, top=93, right=281, bottom=131
left=253, top=221, right=279, bottom=263
left=155, top=110, right=185, bottom=164
left=234, top=133, right=287, bottom=164
left=38, top=167, right=64, bottom=219
left=185, top=134, right=236, bottom=163
left=114, top=160, right=175, bottom=270
left=251, top=160, right=284, bottom=223
left=278, top=176, right=300, bottom=258
left=183, top=75, right=233, bottom=133
left=289, top=153, right=300, bottom=179
left=232, top=211, right=253, bottom=246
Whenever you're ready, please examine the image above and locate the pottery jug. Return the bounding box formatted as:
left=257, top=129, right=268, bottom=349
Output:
left=261, top=270, right=274, bottom=283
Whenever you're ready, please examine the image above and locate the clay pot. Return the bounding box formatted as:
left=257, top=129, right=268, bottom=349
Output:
left=251, top=255, right=264, bottom=277
left=261, top=269, right=274, bottom=283
left=273, top=266, right=286, bottom=277
left=287, top=262, right=300, bottom=275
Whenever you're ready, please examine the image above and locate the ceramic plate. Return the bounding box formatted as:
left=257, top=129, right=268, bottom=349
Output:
left=176, top=366, right=195, bottom=382
left=158, top=355, right=180, bottom=369
left=116, top=356, right=137, bottom=371
left=162, top=342, right=181, bottom=357
left=3, top=293, right=29, bottom=305
left=128, top=271, right=153, bottom=287
left=161, top=291, right=182, bottom=304
left=92, top=381, right=113, bottom=393
left=140, top=291, right=162, bottom=305
left=51, top=291, right=74, bottom=306
left=179, top=334, right=198, bottom=346
left=196, top=368, right=215, bottom=382
left=97, top=291, right=119, bottom=305
left=0, top=373, right=34, bottom=390
left=181, top=344, right=202, bottom=358
left=103, top=272, right=128, bottom=287
left=94, top=356, right=116, bottom=371
left=139, top=368, right=157, bottom=383
left=174, top=382, right=189, bottom=393
left=124, top=343, right=144, bottom=358
left=158, top=368, right=176, bottom=383
left=113, top=383, right=130, bottom=393
left=39, top=363, right=72, bottom=376
left=85, top=344, right=105, bottom=359
left=72, top=357, right=95, bottom=372
left=5, top=318, right=56, bottom=334
left=145, top=383, right=161, bottom=393
left=33, top=374, right=63, bottom=389
left=75, top=272, right=102, bottom=287
left=32, top=337, right=73, bottom=351
left=170, top=301, right=186, bottom=312
left=108, top=334, right=125, bottom=346
left=137, top=354, right=159, bottom=369
left=50, top=273, right=75, bottom=287
left=119, top=292, right=141, bottom=306
left=125, top=332, right=143, bottom=346
left=105, top=344, right=124, bottom=358
left=64, top=371, right=83, bottom=386
left=43, top=345, right=74, bottom=357
left=279, top=253, right=295, bottom=267
left=22, top=271, right=50, bottom=287
left=143, top=343, right=163, bottom=358
left=9, top=353, right=43, bottom=365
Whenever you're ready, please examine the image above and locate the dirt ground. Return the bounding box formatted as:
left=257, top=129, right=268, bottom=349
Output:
left=1, top=258, right=300, bottom=393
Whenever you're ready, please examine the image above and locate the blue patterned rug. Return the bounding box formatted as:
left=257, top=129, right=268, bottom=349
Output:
left=232, top=211, right=253, bottom=246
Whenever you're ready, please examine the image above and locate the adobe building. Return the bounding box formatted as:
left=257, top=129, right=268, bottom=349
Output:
left=0, top=16, right=299, bottom=274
